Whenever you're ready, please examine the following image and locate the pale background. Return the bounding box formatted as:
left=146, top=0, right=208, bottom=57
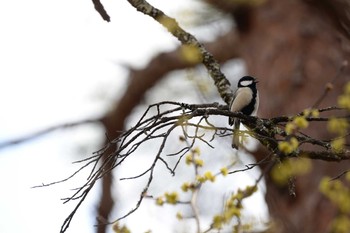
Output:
left=0, top=1, right=268, bottom=232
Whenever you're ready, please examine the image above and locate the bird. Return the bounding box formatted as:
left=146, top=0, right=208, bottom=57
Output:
left=229, top=76, right=259, bottom=149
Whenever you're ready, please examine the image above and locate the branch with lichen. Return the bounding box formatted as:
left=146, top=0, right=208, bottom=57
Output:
left=36, top=99, right=350, bottom=232
left=126, top=0, right=233, bottom=105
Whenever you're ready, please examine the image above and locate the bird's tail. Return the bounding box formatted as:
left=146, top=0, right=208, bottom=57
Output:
left=232, top=118, right=240, bottom=149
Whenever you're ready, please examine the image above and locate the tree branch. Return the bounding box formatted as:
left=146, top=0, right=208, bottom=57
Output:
left=126, top=0, right=234, bottom=105
left=49, top=101, right=349, bottom=232
left=0, top=118, right=102, bottom=150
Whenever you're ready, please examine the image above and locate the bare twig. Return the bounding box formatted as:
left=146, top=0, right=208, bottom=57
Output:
left=41, top=101, right=349, bottom=232
left=329, top=169, right=350, bottom=181
left=312, top=60, right=348, bottom=108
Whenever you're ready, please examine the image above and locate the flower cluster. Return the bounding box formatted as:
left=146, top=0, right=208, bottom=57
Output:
left=278, top=109, right=318, bottom=155
left=338, top=82, right=350, bottom=110
left=155, top=191, right=179, bottom=206
left=271, top=158, right=312, bottom=185
left=319, top=174, right=350, bottom=233
left=211, top=186, right=257, bottom=230
left=327, top=82, right=350, bottom=152
left=185, top=147, right=204, bottom=167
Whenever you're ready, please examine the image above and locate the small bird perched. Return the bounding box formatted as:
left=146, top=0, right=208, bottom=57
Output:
left=229, top=76, right=259, bottom=149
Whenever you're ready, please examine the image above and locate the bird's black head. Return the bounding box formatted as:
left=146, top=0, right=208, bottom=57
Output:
left=237, top=76, right=258, bottom=88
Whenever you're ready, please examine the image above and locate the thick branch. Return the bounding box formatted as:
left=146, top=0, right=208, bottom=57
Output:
left=126, top=0, right=234, bottom=105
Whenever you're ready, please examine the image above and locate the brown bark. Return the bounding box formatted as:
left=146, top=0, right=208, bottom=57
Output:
left=234, top=0, right=350, bottom=232
left=96, top=0, right=350, bottom=232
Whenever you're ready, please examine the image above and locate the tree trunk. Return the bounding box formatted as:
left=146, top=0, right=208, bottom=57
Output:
left=235, top=0, right=350, bottom=232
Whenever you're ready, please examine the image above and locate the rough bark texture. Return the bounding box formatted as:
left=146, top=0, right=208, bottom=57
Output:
left=96, top=0, right=350, bottom=232
left=234, top=0, right=350, bottom=232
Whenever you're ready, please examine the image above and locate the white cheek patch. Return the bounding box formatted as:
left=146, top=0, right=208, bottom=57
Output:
left=240, top=80, right=253, bottom=86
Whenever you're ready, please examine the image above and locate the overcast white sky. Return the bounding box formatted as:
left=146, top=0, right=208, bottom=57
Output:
left=0, top=1, right=267, bottom=233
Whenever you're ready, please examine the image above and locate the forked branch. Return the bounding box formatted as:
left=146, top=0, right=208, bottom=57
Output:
left=32, top=101, right=349, bottom=232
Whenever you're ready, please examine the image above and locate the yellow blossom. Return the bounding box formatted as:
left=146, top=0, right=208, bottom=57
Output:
left=338, top=82, right=350, bottom=110
left=278, top=141, right=293, bottom=154
left=194, top=158, right=204, bottom=167
left=285, top=122, right=296, bottom=135
left=165, top=192, right=179, bottom=204
left=204, top=171, right=216, bottom=182
left=338, top=95, right=350, bottom=110
left=328, top=118, right=349, bottom=136
left=331, top=138, right=345, bottom=152
left=181, top=182, right=191, bottom=192
left=290, top=137, right=299, bottom=150
left=176, top=212, right=183, bottom=220
left=304, top=108, right=320, bottom=118
left=155, top=197, right=164, bottom=206
left=212, top=215, right=224, bottom=229
left=185, top=154, right=193, bottom=165
left=293, top=116, right=309, bottom=129
left=112, top=223, right=131, bottom=233
left=278, top=137, right=299, bottom=155
left=311, top=109, right=320, bottom=118
left=272, top=158, right=311, bottom=185
left=331, top=215, right=350, bottom=233
left=346, top=172, right=350, bottom=182
left=345, top=82, right=350, bottom=95
left=192, top=147, right=201, bottom=155
left=196, top=175, right=206, bottom=183
left=220, top=167, right=228, bottom=176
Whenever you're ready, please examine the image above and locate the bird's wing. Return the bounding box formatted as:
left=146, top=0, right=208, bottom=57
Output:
left=230, top=87, right=252, bottom=112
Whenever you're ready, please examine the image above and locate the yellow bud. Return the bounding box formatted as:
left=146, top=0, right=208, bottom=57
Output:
left=328, top=118, right=349, bottom=136
left=212, top=215, right=224, bottom=229
left=156, top=197, right=164, bottom=206
left=185, top=154, right=193, bottom=165
left=285, top=122, right=296, bottom=135
left=290, top=137, right=299, bottom=150
left=220, top=167, right=228, bottom=176
left=176, top=212, right=183, bottom=220
left=194, top=158, right=204, bottom=167
left=181, top=182, right=190, bottom=192
left=192, top=147, right=201, bottom=155
left=331, top=138, right=345, bottom=152
left=278, top=141, right=293, bottom=154
left=196, top=175, right=206, bottom=183
left=319, top=177, right=331, bottom=194
left=311, top=109, right=320, bottom=118
left=293, top=116, right=309, bottom=129
left=345, top=82, right=350, bottom=95
left=204, top=171, right=216, bottom=182
left=303, top=109, right=311, bottom=117
left=165, top=192, right=179, bottom=204
left=338, top=95, right=350, bottom=110
left=346, top=172, right=350, bottom=182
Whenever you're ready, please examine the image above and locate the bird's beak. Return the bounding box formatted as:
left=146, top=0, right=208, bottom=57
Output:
left=254, top=79, right=259, bottom=83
